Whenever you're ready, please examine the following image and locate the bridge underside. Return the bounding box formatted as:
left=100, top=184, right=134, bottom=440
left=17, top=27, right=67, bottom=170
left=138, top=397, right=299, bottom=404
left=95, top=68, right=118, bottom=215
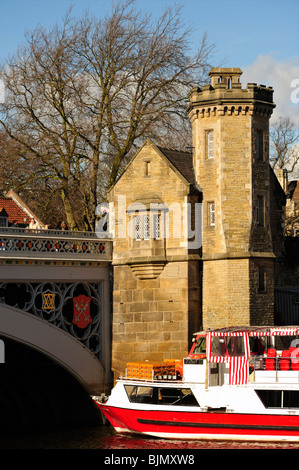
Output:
left=0, top=337, right=103, bottom=434
left=0, top=304, right=104, bottom=395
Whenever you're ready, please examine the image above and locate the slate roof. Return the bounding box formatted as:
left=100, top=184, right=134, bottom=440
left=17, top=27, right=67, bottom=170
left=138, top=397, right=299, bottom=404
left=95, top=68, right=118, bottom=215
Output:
left=157, top=146, right=197, bottom=186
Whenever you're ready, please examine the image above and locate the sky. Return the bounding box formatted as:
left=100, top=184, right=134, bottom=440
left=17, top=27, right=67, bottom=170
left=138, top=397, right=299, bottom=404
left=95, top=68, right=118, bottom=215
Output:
left=0, top=0, right=298, bottom=125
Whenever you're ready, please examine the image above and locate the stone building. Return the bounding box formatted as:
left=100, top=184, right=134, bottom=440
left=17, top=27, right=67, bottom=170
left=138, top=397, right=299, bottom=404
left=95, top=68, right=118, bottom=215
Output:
left=187, top=67, right=285, bottom=329
left=284, top=177, right=299, bottom=236
left=108, top=68, right=286, bottom=379
left=108, top=141, right=202, bottom=378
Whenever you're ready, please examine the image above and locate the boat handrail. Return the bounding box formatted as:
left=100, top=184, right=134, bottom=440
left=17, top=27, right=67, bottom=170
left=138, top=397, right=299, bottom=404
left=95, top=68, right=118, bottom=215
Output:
left=118, top=376, right=183, bottom=383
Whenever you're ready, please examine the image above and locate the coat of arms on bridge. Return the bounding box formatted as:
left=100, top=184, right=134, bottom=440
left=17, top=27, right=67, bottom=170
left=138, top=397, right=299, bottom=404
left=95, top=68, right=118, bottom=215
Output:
left=42, top=290, right=55, bottom=313
left=72, top=294, right=92, bottom=329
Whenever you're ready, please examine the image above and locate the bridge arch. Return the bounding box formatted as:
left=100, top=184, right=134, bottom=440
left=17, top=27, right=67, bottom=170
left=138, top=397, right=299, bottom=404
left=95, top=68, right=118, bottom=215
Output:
left=0, top=303, right=104, bottom=395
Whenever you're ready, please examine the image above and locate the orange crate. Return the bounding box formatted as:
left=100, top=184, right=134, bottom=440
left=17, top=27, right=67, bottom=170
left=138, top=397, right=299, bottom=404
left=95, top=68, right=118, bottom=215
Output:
left=126, top=362, right=163, bottom=379
left=164, top=359, right=183, bottom=375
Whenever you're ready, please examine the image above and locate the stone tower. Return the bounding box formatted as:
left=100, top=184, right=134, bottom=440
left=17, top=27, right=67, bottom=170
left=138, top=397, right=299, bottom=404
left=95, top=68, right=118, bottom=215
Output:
left=187, top=68, right=276, bottom=329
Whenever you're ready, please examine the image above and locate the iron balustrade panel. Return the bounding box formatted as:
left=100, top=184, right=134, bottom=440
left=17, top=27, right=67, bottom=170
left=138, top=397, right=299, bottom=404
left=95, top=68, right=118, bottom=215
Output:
left=0, top=281, right=104, bottom=361
left=0, top=228, right=112, bottom=261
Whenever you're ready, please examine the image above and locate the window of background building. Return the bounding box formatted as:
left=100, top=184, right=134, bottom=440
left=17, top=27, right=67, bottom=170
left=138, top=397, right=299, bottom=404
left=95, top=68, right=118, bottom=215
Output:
left=143, top=215, right=150, bottom=240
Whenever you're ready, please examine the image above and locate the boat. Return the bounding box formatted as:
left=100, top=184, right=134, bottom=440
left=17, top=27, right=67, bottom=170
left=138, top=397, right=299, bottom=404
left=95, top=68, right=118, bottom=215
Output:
left=93, top=326, right=299, bottom=442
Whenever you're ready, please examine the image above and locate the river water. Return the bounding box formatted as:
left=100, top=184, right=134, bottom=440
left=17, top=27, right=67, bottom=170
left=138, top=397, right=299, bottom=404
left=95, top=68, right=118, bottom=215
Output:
left=0, top=423, right=299, bottom=451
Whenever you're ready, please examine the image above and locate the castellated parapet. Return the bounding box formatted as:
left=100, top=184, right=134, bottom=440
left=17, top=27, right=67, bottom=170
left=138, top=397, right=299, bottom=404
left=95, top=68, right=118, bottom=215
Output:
left=188, top=68, right=275, bottom=123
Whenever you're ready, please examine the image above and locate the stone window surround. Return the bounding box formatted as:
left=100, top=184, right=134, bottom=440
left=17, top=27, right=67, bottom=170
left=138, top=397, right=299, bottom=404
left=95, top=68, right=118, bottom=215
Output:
left=205, top=129, right=215, bottom=159
left=143, top=159, right=152, bottom=177
left=127, top=198, right=168, bottom=242
left=207, top=201, right=215, bottom=227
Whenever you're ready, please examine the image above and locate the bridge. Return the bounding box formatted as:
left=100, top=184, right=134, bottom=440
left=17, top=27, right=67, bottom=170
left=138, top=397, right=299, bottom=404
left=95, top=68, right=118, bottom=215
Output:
left=0, top=226, right=113, bottom=431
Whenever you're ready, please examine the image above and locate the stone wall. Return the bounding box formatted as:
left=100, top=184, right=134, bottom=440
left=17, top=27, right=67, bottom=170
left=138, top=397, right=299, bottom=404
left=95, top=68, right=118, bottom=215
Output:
left=202, top=258, right=250, bottom=329
left=249, top=258, right=275, bottom=325
left=112, top=260, right=201, bottom=379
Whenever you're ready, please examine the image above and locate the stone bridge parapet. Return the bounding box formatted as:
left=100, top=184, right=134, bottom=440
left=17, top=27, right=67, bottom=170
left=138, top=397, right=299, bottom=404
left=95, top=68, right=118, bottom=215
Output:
left=0, top=227, right=112, bottom=262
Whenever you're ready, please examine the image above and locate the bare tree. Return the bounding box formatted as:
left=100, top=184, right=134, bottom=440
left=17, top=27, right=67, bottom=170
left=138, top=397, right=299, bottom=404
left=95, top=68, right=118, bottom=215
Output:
left=0, top=11, right=85, bottom=229
left=270, top=116, right=299, bottom=173
left=0, top=131, right=66, bottom=226
left=0, top=1, right=214, bottom=230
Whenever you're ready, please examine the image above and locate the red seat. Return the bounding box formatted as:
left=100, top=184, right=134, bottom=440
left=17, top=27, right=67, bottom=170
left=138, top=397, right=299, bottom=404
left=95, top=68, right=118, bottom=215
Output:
left=280, top=350, right=290, bottom=370
left=265, top=349, right=276, bottom=370
left=267, top=348, right=276, bottom=356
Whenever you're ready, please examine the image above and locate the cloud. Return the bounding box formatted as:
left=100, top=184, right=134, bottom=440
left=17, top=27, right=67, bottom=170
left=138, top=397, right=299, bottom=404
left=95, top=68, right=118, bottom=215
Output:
left=241, top=54, right=299, bottom=127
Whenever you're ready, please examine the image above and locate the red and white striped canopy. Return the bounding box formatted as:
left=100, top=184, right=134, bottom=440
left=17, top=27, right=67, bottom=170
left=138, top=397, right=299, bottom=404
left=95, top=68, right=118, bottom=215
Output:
left=207, top=326, right=299, bottom=337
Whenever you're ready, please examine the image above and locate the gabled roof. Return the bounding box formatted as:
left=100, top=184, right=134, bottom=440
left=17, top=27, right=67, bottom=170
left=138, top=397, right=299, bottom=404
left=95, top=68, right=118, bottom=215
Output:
left=109, top=139, right=201, bottom=193
left=0, top=189, right=44, bottom=226
left=0, top=197, right=29, bottom=224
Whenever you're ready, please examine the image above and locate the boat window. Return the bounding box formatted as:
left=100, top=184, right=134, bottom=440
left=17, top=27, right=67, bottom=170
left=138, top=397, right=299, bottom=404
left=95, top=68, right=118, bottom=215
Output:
left=250, top=336, right=266, bottom=355
left=211, top=337, right=227, bottom=356
left=124, top=385, right=154, bottom=404
left=255, top=390, right=299, bottom=409
left=250, top=335, right=299, bottom=354
left=158, top=388, right=199, bottom=406
left=193, top=337, right=206, bottom=355
left=274, top=336, right=298, bottom=351
left=124, top=385, right=199, bottom=406
left=211, top=336, right=245, bottom=357
left=227, top=336, right=245, bottom=356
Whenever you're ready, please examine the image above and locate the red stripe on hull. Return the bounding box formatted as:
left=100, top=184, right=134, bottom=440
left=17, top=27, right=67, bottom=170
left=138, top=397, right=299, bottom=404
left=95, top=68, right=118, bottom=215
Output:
left=98, top=404, right=299, bottom=441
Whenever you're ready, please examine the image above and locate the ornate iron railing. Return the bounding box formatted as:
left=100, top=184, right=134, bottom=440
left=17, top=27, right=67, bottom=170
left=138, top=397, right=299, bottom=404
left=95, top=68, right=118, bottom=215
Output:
left=0, top=281, right=103, bottom=360
left=0, top=227, right=112, bottom=262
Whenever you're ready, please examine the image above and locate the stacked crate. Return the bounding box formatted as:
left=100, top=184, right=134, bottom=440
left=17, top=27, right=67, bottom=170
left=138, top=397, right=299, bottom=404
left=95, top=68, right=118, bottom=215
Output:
left=126, top=362, right=159, bottom=380
left=164, top=359, right=183, bottom=378
left=126, top=360, right=183, bottom=380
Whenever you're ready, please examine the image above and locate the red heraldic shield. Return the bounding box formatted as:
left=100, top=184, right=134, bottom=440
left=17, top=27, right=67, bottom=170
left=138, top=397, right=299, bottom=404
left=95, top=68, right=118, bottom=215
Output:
left=73, top=295, right=92, bottom=329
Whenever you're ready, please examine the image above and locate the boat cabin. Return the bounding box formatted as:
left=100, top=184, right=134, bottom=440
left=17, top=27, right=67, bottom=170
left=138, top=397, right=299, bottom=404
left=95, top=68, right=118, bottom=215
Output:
left=186, top=326, right=299, bottom=386
left=123, top=326, right=299, bottom=388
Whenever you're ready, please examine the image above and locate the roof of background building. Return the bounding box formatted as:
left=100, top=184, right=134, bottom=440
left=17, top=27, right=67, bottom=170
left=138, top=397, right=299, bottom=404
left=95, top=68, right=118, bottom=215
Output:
left=0, top=196, right=28, bottom=224
left=288, top=180, right=299, bottom=201
left=0, top=189, right=44, bottom=226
